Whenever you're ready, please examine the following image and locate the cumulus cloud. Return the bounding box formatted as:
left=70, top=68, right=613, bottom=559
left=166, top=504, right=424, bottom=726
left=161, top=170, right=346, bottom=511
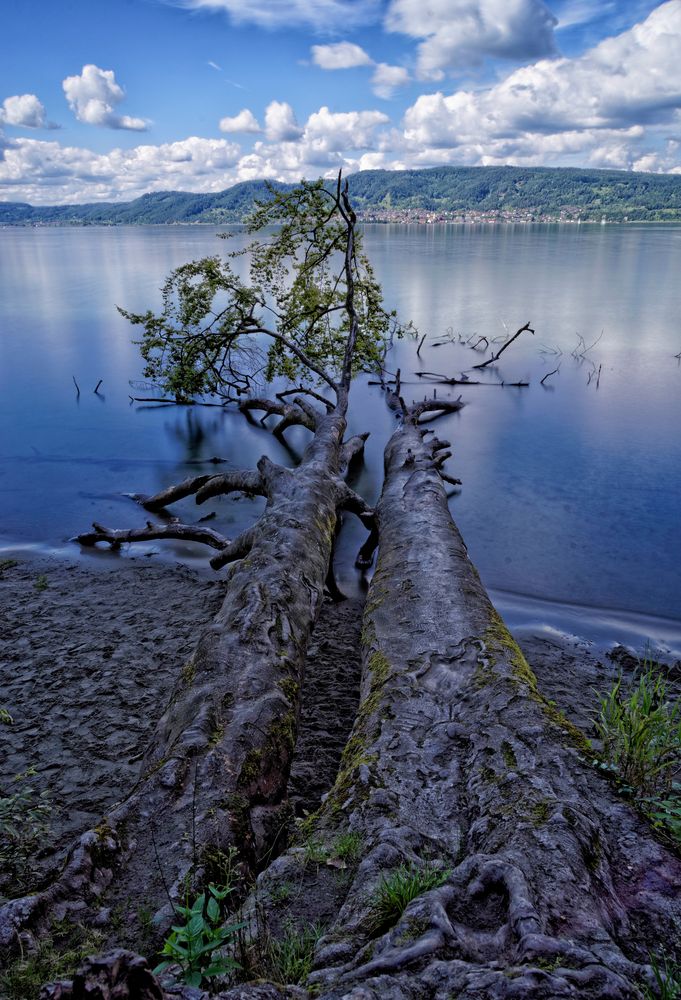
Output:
left=173, top=0, right=380, bottom=31
left=0, top=135, right=242, bottom=204
left=0, top=94, right=56, bottom=129
left=305, top=106, right=389, bottom=150
left=62, top=65, right=148, bottom=131
left=219, top=109, right=262, bottom=133
left=311, top=41, right=373, bottom=69
left=400, top=1, right=681, bottom=166
left=385, top=0, right=558, bottom=78
left=0, top=99, right=393, bottom=204
left=265, top=101, right=302, bottom=141
left=372, top=63, right=411, bottom=98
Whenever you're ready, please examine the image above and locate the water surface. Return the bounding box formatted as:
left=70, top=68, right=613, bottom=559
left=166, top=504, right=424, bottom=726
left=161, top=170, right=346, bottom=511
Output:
left=1, top=223, right=679, bottom=652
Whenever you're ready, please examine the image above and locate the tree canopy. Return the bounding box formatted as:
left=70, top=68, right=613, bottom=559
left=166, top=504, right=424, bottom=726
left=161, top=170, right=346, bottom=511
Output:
left=119, top=176, right=408, bottom=404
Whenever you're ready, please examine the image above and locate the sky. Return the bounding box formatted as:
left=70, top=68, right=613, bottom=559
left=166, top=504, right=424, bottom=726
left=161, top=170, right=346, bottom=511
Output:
left=1, top=0, right=680, bottom=204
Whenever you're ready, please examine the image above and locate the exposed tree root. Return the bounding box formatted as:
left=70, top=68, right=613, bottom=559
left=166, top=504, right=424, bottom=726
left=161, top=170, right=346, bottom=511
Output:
left=222, top=402, right=681, bottom=1000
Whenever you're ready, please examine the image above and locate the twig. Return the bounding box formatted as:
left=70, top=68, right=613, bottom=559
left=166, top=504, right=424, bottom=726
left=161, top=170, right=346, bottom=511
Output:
left=416, top=333, right=427, bottom=356
left=72, top=376, right=80, bottom=396
left=415, top=371, right=528, bottom=387
left=540, top=366, right=560, bottom=386
left=94, top=379, right=103, bottom=393
left=472, top=322, right=535, bottom=370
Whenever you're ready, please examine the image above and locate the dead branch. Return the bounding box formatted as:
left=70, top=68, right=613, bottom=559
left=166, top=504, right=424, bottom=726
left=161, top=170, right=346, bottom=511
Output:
left=540, top=365, right=561, bottom=386
left=94, top=380, right=103, bottom=394
left=195, top=471, right=265, bottom=505
left=472, top=321, right=534, bottom=370
left=415, top=371, right=528, bottom=387
left=239, top=397, right=316, bottom=434
left=209, top=525, right=260, bottom=570
left=416, top=334, right=427, bottom=356
left=72, top=376, right=80, bottom=396
left=410, top=398, right=465, bottom=422
left=276, top=386, right=334, bottom=412
left=76, top=520, right=229, bottom=552
left=340, top=432, right=369, bottom=472
left=130, top=470, right=264, bottom=512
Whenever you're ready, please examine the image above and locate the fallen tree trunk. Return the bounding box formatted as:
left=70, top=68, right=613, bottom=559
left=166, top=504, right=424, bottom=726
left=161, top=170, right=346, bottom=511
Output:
left=0, top=396, right=375, bottom=956
left=228, top=402, right=681, bottom=998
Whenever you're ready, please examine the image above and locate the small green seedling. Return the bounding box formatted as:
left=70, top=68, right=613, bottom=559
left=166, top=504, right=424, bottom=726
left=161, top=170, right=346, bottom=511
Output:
left=154, top=883, right=244, bottom=989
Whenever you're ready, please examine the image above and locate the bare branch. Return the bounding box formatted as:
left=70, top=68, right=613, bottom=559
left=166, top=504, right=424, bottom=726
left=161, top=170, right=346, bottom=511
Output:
left=340, top=432, right=369, bottom=472
left=472, top=321, right=534, bottom=370
left=541, top=365, right=561, bottom=386
left=195, top=471, right=265, bottom=505
left=410, top=398, right=465, bottom=422
left=209, top=526, right=260, bottom=570
left=239, top=397, right=316, bottom=433
left=76, top=520, right=229, bottom=552
left=276, top=386, right=334, bottom=412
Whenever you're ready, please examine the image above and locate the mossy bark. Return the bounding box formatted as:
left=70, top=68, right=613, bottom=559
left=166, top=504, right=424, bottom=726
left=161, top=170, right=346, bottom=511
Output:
left=223, top=411, right=681, bottom=1000
left=0, top=400, right=362, bottom=954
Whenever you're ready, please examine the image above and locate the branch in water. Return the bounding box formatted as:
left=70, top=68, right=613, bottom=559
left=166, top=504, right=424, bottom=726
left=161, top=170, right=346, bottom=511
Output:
left=472, top=321, right=534, bottom=370
left=76, top=520, right=230, bottom=552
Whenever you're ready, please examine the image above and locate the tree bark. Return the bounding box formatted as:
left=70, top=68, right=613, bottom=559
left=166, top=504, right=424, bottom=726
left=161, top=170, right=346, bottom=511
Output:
left=0, top=395, right=371, bottom=954
left=230, top=407, right=681, bottom=999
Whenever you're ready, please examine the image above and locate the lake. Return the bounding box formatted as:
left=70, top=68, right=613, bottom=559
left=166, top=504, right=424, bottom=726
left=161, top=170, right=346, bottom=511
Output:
left=1, top=222, right=680, bottom=654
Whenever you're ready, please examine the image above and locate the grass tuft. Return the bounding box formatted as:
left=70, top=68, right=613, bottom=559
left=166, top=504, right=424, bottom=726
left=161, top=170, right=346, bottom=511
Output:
left=371, top=862, right=450, bottom=933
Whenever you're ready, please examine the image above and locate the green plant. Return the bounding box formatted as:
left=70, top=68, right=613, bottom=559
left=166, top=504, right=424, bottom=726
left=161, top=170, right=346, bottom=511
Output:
left=371, top=862, right=450, bottom=933
left=643, top=952, right=681, bottom=999
left=302, top=838, right=329, bottom=867
left=265, top=922, right=322, bottom=986
left=154, top=883, right=244, bottom=989
left=0, top=768, right=52, bottom=896
left=270, top=882, right=293, bottom=905
left=645, top=791, right=681, bottom=847
left=34, top=574, right=48, bottom=591
left=333, top=832, right=363, bottom=864
left=0, top=707, right=13, bottom=725
left=595, top=660, right=681, bottom=796
left=0, top=558, right=18, bottom=576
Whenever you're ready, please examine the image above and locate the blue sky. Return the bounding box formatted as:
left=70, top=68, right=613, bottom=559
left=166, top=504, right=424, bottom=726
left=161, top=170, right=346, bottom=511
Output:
left=1, top=0, right=679, bottom=203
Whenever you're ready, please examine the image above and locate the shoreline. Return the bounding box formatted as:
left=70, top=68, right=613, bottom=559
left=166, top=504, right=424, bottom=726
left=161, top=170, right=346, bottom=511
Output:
left=1, top=549, right=678, bottom=895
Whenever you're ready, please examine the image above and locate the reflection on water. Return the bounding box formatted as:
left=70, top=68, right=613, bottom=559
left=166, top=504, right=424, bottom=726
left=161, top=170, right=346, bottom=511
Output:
left=0, top=223, right=680, bottom=647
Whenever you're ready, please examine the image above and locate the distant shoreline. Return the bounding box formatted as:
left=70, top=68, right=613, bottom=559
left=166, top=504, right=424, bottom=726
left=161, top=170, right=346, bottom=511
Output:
left=4, top=216, right=681, bottom=229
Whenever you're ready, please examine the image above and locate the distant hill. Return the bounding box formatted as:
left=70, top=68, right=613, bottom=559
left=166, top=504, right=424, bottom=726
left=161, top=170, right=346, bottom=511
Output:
left=2, top=167, right=680, bottom=225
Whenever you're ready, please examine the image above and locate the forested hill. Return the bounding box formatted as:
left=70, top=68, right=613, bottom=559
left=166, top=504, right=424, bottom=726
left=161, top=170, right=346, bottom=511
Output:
left=2, top=166, right=681, bottom=225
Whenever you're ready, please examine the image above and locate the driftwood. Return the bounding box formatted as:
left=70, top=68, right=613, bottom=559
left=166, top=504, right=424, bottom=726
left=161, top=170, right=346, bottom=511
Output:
left=415, top=371, right=529, bottom=387
left=472, top=321, right=534, bottom=370
left=211, top=400, right=681, bottom=999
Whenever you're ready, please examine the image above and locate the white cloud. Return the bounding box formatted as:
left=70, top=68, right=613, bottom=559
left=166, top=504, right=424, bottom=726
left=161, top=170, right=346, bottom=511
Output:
left=311, top=42, right=373, bottom=69
left=400, top=1, right=681, bottom=166
left=219, top=109, right=262, bottom=133
left=0, top=135, right=241, bottom=204
left=265, top=100, right=302, bottom=141
left=305, top=106, right=389, bottom=150
left=62, top=65, right=148, bottom=131
left=372, top=63, right=410, bottom=98
left=0, top=94, right=55, bottom=129
left=385, top=0, right=558, bottom=78
left=173, top=0, right=380, bottom=30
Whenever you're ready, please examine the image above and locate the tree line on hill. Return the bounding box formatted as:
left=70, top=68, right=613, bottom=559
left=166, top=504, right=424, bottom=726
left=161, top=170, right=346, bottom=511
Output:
left=1, top=165, right=681, bottom=226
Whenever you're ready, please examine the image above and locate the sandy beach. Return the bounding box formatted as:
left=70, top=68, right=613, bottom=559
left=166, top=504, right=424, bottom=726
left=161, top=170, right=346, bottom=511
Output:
left=1, top=550, right=676, bottom=903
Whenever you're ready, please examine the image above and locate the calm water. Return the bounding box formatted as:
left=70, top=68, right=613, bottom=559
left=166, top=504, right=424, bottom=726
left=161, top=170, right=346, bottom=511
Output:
left=1, top=223, right=680, bottom=652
